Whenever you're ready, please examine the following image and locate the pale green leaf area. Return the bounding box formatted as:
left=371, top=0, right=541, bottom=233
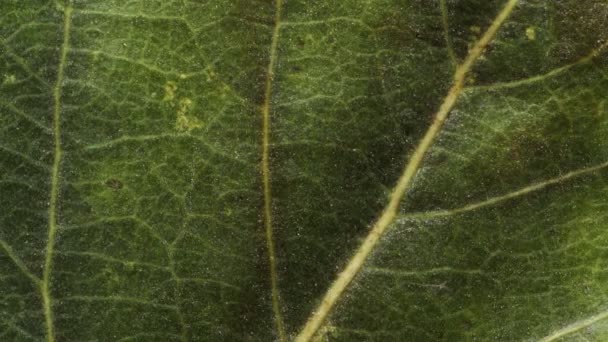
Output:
left=1, top=0, right=608, bottom=341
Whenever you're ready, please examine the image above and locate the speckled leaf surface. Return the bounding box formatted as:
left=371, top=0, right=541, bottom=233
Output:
left=1, top=0, right=608, bottom=341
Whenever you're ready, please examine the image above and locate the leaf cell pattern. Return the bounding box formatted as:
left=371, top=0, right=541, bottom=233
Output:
left=1, top=0, right=608, bottom=341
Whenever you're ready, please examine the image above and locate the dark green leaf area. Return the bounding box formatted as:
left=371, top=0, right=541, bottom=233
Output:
left=2, top=0, right=608, bottom=341
left=332, top=174, right=608, bottom=341
left=269, top=0, right=456, bottom=333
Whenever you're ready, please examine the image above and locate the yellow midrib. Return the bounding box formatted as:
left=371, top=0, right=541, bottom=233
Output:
left=294, top=1, right=520, bottom=341
left=42, top=4, right=73, bottom=342
left=261, top=0, right=287, bottom=341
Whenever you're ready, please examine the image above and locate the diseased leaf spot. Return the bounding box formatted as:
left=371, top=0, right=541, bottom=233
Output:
left=177, top=98, right=193, bottom=117
left=203, top=68, right=217, bottom=82
left=105, top=178, right=123, bottom=190
left=2, top=74, right=16, bottom=85
left=162, top=79, right=204, bottom=132
left=175, top=97, right=203, bottom=132
left=3, top=1, right=607, bottom=341
left=526, top=26, right=536, bottom=41
left=163, top=81, right=177, bottom=102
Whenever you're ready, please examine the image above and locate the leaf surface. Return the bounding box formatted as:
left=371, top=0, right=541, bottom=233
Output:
left=1, top=0, right=608, bottom=341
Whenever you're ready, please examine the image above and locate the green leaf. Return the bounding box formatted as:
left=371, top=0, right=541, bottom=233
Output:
left=1, top=0, right=608, bottom=341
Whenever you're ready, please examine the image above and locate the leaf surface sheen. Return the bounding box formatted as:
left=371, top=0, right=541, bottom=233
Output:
left=1, top=0, right=608, bottom=341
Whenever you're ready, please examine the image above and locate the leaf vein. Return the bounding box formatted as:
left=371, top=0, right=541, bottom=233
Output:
left=260, top=0, right=287, bottom=340
left=60, top=295, right=178, bottom=310
left=402, top=159, right=608, bottom=220
left=0, top=144, right=51, bottom=170
left=295, top=1, right=520, bottom=340
left=539, top=308, right=608, bottom=342
left=41, top=4, right=73, bottom=342
left=0, top=240, right=41, bottom=285
left=440, top=0, right=458, bottom=67
left=0, top=99, right=52, bottom=133
left=467, top=40, right=608, bottom=92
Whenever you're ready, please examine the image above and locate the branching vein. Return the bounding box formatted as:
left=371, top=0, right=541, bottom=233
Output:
left=402, top=160, right=608, bottom=219
left=0, top=240, right=40, bottom=285
left=539, top=308, right=608, bottom=342
left=294, top=1, right=520, bottom=340
left=42, top=4, right=73, bottom=342
left=467, top=40, right=608, bottom=91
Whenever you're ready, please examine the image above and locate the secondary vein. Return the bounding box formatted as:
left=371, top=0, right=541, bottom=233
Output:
left=539, top=308, right=608, bottom=342
left=440, top=0, right=458, bottom=67
left=403, top=159, right=608, bottom=220
left=42, top=4, right=73, bottom=342
left=294, top=1, right=519, bottom=341
left=261, top=0, right=287, bottom=341
left=467, top=40, right=608, bottom=91
left=0, top=240, right=41, bottom=285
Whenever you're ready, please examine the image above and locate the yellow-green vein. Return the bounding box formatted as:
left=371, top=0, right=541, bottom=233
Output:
left=42, top=4, right=73, bottom=342
left=467, top=40, right=608, bottom=91
left=402, top=160, right=608, bottom=220
left=261, top=0, right=287, bottom=341
left=294, top=1, right=520, bottom=340
left=539, top=309, right=608, bottom=342
left=0, top=240, right=40, bottom=285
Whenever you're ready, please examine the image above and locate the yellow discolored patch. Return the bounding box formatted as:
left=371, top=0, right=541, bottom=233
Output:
left=470, top=25, right=481, bottom=34
left=177, top=97, right=193, bottom=116
left=175, top=115, right=204, bottom=132
left=219, top=83, right=233, bottom=99
left=163, top=81, right=177, bottom=102
left=175, top=97, right=203, bottom=132
left=224, top=207, right=233, bottom=217
left=3, top=74, right=17, bottom=85
left=203, top=68, right=217, bottom=82
left=162, top=80, right=204, bottom=132
left=526, top=26, right=536, bottom=40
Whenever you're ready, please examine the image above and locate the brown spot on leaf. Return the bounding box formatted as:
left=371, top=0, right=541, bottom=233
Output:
left=105, top=178, right=123, bottom=190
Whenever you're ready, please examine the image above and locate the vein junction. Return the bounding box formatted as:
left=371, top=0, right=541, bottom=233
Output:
left=295, top=1, right=520, bottom=340
left=467, top=40, right=608, bottom=91
left=0, top=240, right=40, bottom=285
left=403, top=160, right=608, bottom=219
